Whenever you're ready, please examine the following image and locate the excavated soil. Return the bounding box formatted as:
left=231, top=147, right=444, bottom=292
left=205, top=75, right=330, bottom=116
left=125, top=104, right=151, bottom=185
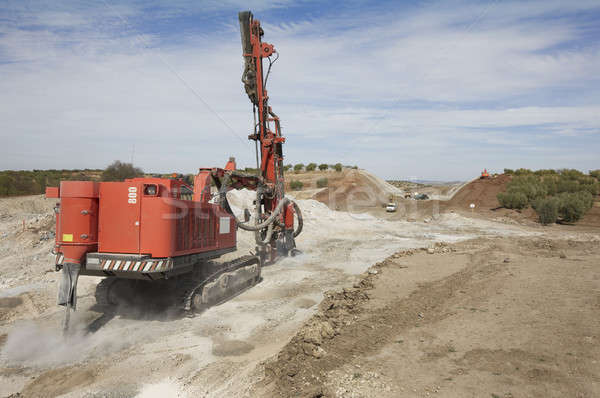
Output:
left=312, top=169, right=401, bottom=211
left=445, top=175, right=511, bottom=211
left=256, top=236, right=600, bottom=398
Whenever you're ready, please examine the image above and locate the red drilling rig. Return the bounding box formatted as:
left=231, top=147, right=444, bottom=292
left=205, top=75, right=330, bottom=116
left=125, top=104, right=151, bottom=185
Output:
left=46, top=11, right=302, bottom=330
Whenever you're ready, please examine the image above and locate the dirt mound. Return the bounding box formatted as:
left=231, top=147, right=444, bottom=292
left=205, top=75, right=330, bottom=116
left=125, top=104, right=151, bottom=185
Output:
left=314, top=169, right=401, bottom=211
left=445, top=174, right=511, bottom=211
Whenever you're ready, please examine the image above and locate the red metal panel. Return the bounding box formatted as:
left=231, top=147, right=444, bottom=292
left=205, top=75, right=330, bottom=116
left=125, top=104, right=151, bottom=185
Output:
left=60, top=181, right=99, bottom=198
left=89, top=178, right=237, bottom=258
left=139, top=197, right=176, bottom=257
left=59, top=197, right=98, bottom=244
left=45, top=187, right=59, bottom=198
left=57, top=197, right=99, bottom=264
left=99, top=182, right=141, bottom=254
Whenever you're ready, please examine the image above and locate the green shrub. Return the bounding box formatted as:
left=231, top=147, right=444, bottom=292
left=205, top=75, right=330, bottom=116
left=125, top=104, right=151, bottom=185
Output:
left=557, top=192, right=593, bottom=222
left=556, top=178, right=579, bottom=194
left=534, top=197, right=559, bottom=225
left=534, top=169, right=558, bottom=176
left=560, top=169, right=585, bottom=179
left=513, top=168, right=533, bottom=176
left=101, top=161, right=143, bottom=182
left=334, top=163, right=342, bottom=172
left=283, top=164, right=292, bottom=172
left=293, top=164, right=304, bottom=172
left=289, top=180, right=303, bottom=190
left=306, top=163, right=317, bottom=172
left=497, top=191, right=528, bottom=209
left=318, top=164, right=328, bottom=171
left=590, top=170, right=600, bottom=181
left=316, top=178, right=328, bottom=188
left=502, top=175, right=547, bottom=204
left=503, top=168, right=514, bottom=175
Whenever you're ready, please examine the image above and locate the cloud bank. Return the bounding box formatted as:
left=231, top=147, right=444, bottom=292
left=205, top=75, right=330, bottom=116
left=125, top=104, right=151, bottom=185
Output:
left=1, top=0, right=599, bottom=179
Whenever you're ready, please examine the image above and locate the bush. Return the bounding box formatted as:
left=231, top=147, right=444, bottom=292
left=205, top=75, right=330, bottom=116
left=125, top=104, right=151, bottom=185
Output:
left=497, top=191, right=528, bottom=209
left=283, top=164, right=292, bottom=172
left=503, top=168, right=514, bottom=175
left=289, top=180, right=303, bottom=190
left=306, top=163, right=317, bottom=172
left=556, top=178, right=579, bottom=194
left=590, top=170, right=600, bottom=181
left=294, top=164, right=304, bottom=172
left=101, top=161, right=144, bottom=182
left=318, top=164, right=328, bottom=171
left=534, top=169, right=557, bottom=176
left=513, top=168, right=533, bottom=176
left=334, top=163, right=342, bottom=172
left=505, top=175, right=547, bottom=202
left=316, top=178, right=328, bottom=188
left=535, top=197, right=559, bottom=225
left=558, top=193, right=588, bottom=222
left=497, top=168, right=598, bottom=224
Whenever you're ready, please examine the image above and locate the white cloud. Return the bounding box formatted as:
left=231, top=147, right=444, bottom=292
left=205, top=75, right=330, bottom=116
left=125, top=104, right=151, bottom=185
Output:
left=1, top=0, right=599, bottom=180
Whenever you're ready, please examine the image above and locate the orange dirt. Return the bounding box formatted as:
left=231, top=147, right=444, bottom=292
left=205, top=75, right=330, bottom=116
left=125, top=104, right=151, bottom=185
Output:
left=445, top=174, right=511, bottom=211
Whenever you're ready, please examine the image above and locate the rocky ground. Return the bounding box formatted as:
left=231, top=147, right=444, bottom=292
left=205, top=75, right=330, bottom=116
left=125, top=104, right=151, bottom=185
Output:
left=257, top=236, right=600, bottom=398
left=0, top=193, right=598, bottom=397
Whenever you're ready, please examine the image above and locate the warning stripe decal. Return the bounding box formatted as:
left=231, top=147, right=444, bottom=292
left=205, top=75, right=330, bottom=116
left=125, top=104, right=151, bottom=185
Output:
left=87, top=257, right=172, bottom=272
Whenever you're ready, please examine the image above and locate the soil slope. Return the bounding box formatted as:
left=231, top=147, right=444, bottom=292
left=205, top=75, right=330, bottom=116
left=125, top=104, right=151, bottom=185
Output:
left=313, top=169, right=401, bottom=211
left=445, top=175, right=511, bottom=211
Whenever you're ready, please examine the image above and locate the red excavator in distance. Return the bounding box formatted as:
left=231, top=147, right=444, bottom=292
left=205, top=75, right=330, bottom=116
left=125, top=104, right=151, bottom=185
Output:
left=46, top=11, right=303, bottom=331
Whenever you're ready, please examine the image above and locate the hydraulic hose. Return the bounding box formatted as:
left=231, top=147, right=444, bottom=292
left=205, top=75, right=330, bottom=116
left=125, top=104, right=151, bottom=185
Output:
left=292, top=201, right=303, bottom=237
left=218, top=173, right=303, bottom=240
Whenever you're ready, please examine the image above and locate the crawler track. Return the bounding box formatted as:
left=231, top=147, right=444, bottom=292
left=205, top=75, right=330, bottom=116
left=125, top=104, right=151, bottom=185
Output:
left=94, top=255, right=261, bottom=315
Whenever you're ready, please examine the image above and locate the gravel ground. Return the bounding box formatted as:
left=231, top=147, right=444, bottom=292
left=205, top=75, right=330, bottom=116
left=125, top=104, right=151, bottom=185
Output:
left=1, top=193, right=592, bottom=397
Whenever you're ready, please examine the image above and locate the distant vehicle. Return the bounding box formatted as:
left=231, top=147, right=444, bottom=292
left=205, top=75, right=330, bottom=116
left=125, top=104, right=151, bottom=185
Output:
left=414, top=193, right=429, bottom=200
left=386, top=202, right=398, bottom=212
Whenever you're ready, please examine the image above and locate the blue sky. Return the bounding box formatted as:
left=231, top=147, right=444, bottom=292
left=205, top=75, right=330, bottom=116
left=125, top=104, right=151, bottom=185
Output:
left=1, top=0, right=599, bottom=180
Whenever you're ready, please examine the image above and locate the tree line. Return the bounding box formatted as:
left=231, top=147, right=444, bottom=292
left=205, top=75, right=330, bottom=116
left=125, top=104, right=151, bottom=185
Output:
left=0, top=161, right=143, bottom=197
left=284, top=163, right=359, bottom=173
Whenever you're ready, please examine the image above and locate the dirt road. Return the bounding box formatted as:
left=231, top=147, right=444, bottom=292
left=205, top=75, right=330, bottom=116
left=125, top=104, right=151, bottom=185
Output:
left=261, top=236, right=600, bottom=398
left=0, top=194, right=598, bottom=397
